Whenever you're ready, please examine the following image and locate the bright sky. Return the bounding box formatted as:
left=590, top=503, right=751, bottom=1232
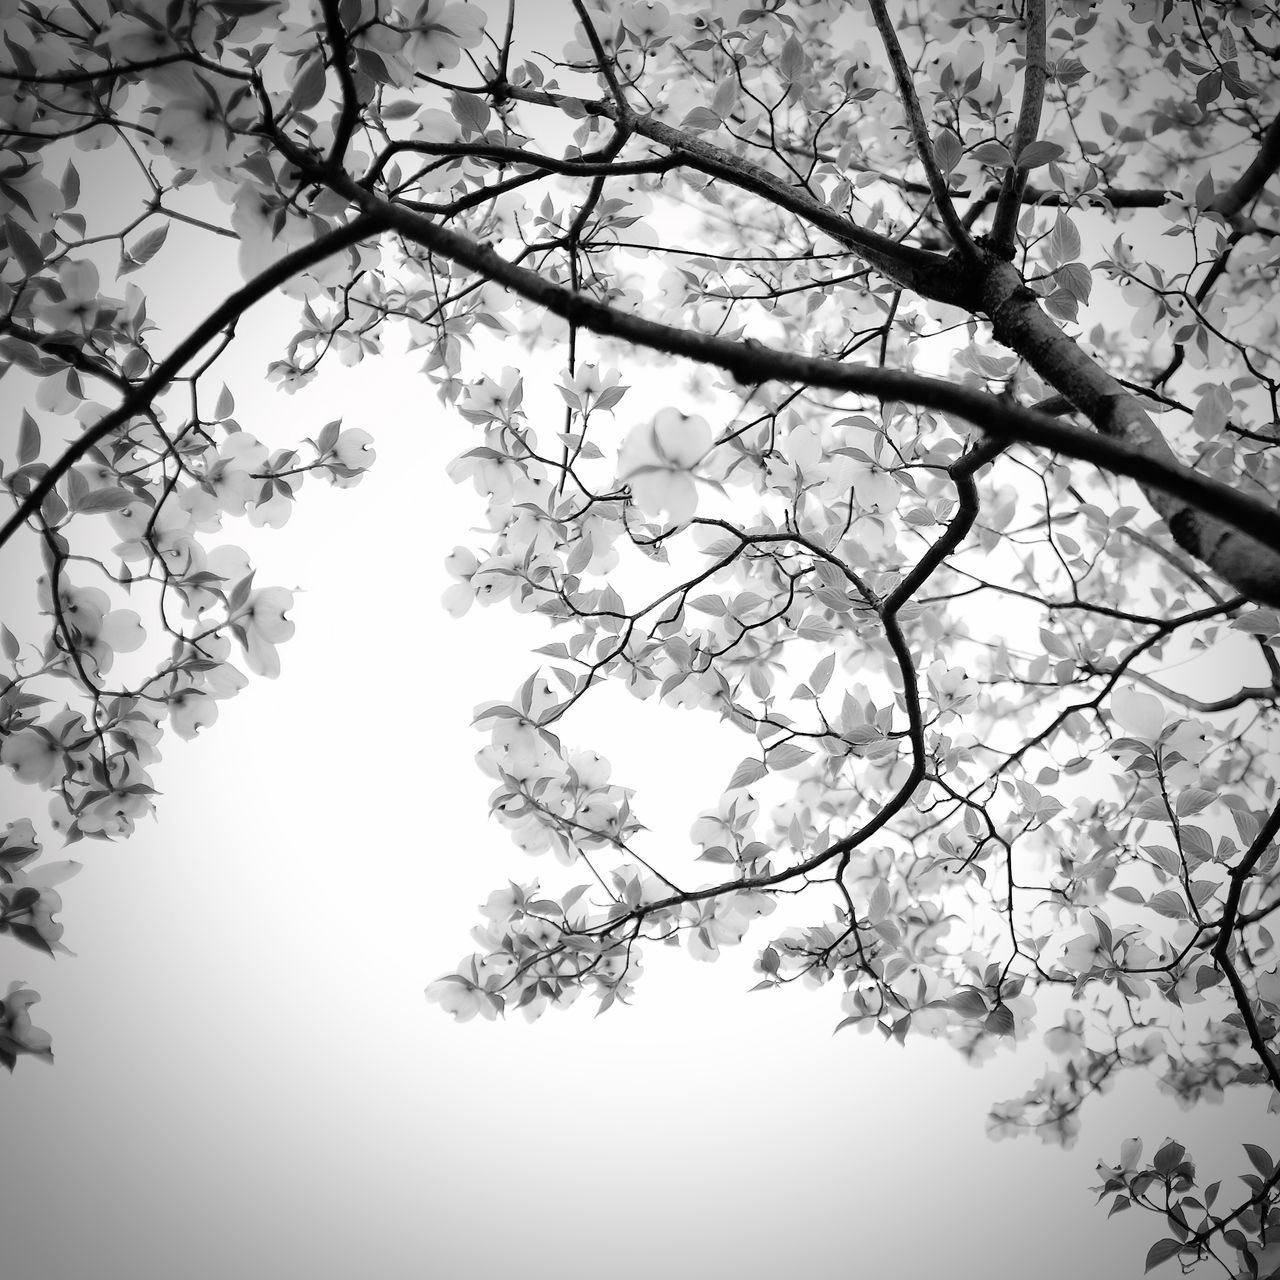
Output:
left=1, top=7, right=1273, bottom=1277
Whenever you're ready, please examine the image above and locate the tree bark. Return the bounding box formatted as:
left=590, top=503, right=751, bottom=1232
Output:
left=981, top=259, right=1280, bottom=607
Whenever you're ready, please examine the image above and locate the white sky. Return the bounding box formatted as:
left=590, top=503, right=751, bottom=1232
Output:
left=1, top=7, right=1274, bottom=1276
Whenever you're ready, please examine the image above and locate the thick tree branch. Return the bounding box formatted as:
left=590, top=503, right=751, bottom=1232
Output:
left=982, top=260, right=1280, bottom=606
left=306, top=175, right=1280, bottom=582
left=320, top=0, right=362, bottom=164
left=1208, top=111, right=1280, bottom=221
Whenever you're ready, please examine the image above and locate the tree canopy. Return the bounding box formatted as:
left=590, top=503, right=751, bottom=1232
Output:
left=2, top=1, right=1280, bottom=1273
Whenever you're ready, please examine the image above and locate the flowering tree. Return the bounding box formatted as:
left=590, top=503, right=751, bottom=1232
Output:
left=3, top=0, right=1280, bottom=1271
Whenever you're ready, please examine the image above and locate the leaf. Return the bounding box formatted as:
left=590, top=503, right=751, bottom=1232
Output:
left=1243, top=1143, right=1275, bottom=1178
left=380, top=99, right=420, bottom=121
left=680, top=107, right=722, bottom=133
left=1112, top=687, right=1164, bottom=739
left=0, top=625, right=18, bottom=661
left=727, top=757, right=767, bottom=790
left=76, top=487, right=134, bottom=514
left=1153, top=1140, right=1186, bottom=1177
left=316, top=419, right=341, bottom=454
left=1196, top=69, right=1223, bottom=110
left=122, top=223, right=168, bottom=273
left=766, top=743, right=811, bottom=770
left=1143, top=844, right=1182, bottom=876
left=1048, top=211, right=1082, bottom=265
left=932, top=128, right=964, bottom=174
left=290, top=55, right=327, bottom=112
left=17, top=411, right=40, bottom=466
left=970, top=141, right=1013, bottom=167
left=810, top=652, right=836, bottom=694
left=1232, top=608, right=1280, bottom=638
left=1171, top=788, right=1213, bottom=818
left=1052, top=58, right=1087, bottom=86
left=60, top=161, right=81, bottom=208
left=450, top=90, right=491, bottom=136
left=1147, top=890, right=1188, bottom=920
left=9, top=922, right=54, bottom=956
left=3, top=215, right=44, bottom=277
left=688, top=594, right=727, bottom=616
left=947, top=989, right=989, bottom=1019
left=1044, top=287, right=1078, bottom=323
left=1056, top=261, right=1093, bottom=304
left=778, top=33, right=806, bottom=82
left=1145, top=1239, right=1182, bottom=1272
left=984, top=1004, right=1015, bottom=1037
left=214, top=384, right=235, bottom=420
left=1016, top=139, right=1065, bottom=168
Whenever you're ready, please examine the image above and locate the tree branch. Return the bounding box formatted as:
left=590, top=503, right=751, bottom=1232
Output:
left=866, top=0, right=977, bottom=258
left=0, top=214, right=387, bottom=556
left=989, top=0, right=1048, bottom=256
left=982, top=259, right=1280, bottom=606
left=500, top=85, right=968, bottom=301
left=310, top=177, right=1280, bottom=586
left=1208, top=111, right=1280, bottom=221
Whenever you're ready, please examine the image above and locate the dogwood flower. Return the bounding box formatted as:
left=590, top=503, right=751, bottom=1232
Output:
left=0, top=819, right=41, bottom=880
left=403, top=0, right=486, bottom=73
left=1, top=728, right=62, bottom=788
left=327, top=428, right=376, bottom=479
left=64, top=605, right=142, bottom=676
left=100, top=11, right=179, bottom=62
left=621, top=1, right=671, bottom=46
left=181, top=432, right=270, bottom=526
left=441, top=546, right=481, bottom=617
left=425, top=975, right=501, bottom=1022
left=75, top=756, right=154, bottom=838
left=231, top=586, right=296, bottom=678
left=618, top=408, right=713, bottom=525
left=458, top=367, right=524, bottom=424
left=1110, top=689, right=1211, bottom=785
left=147, top=65, right=237, bottom=166
left=559, top=363, right=625, bottom=414
left=0, top=151, right=63, bottom=234
left=1, top=982, right=53, bottom=1057
left=109, top=496, right=199, bottom=567
left=1044, top=1009, right=1088, bottom=1056
left=247, top=459, right=305, bottom=529
left=3, top=870, right=74, bottom=950
left=166, top=674, right=219, bottom=740
left=1060, top=919, right=1111, bottom=975
left=683, top=889, right=774, bottom=961
left=927, top=660, right=978, bottom=719
left=34, top=259, right=109, bottom=333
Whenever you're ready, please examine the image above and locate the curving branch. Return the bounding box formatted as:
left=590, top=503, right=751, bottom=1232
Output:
left=1207, top=111, right=1280, bottom=222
